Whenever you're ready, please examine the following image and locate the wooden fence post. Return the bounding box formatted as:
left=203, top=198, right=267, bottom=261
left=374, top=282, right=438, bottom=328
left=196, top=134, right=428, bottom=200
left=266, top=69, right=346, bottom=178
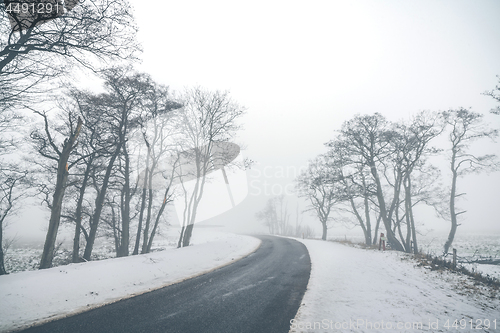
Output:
left=379, top=233, right=386, bottom=251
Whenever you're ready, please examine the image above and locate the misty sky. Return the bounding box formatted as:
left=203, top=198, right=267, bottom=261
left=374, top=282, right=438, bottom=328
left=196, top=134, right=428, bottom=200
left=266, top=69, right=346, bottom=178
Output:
left=130, top=0, right=500, bottom=235
left=9, top=0, right=500, bottom=241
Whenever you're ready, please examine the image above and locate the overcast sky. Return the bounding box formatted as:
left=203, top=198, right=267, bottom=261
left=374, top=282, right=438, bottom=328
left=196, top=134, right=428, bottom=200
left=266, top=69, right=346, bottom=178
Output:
left=10, top=0, right=500, bottom=242
left=133, top=0, right=500, bottom=235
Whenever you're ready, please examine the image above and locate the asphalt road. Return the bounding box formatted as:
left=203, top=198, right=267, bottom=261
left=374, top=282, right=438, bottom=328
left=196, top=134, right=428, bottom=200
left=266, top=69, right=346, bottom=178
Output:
left=19, top=235, right=311, bottom=333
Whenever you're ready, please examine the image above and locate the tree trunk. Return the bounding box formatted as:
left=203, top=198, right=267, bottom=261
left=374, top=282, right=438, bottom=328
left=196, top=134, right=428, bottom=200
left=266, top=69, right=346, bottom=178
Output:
left=146, top=214, right=162, bottom=253
left=387, top=170, right=403, bottom=230
left=349, top=196, right=370, bottom=245
left=141, top=187, right=154, bottom=254
left=133, top=149, right=150, bottom=255
left=403, top=177, right=412, bottom=253
left=395, top=203, right=407, bottom=252
left=72, top=158, right=92, bottom=263
left=83, top=147, right=121, bottom=261
left=0, top=221, right=6, bottom=275
left=321, top=220, right=327, bottom=240
left=372, top=214, right=382, bottom=245
left=345, top=173, right=371, bottom=245
left=146, top=189, right=170, bottom=253
left=182, top=223, right=194, bottom=246
left=444, top=157, right=458, bottom=254
left=141, top=157, right=156, bottom=254
left=39, top=163, right=69, bottom=269
left=369, top=160, right=405, bottom=251
left=72, top=217, right=82, bottom=263
left=110, top=206, right=120, bottom=255
left=0, top=194, right=14, bottom=275
left=363, top=198, right=372, bottom=245
left=177, top=226, right=185, bottom=248
left=40, top=118, right=82, bottom=269
left=361, top=172, right=372, bottom=245
left=406, top=176, right=419, bottom=254
left=182, top=169, right=206, bottom=247
left=182, top=186, right=200, bottom=247
left=118, top=148, right=131, bottom=257
left=133, top=181, right=147, bottom=255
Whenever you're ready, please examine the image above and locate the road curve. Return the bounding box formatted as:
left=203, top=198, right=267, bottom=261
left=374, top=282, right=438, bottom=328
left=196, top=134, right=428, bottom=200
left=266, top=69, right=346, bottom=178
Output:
left=18, top=235, right=311, bottom=333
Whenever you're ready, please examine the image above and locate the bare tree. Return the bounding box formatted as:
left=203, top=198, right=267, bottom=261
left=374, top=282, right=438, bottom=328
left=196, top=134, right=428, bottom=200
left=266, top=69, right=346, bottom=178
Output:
left=132, top=84, right=180, bottom=255
left=483, top=75, right=500, bottom=115
left=341, top=165, right=376, bottom=246
left=175, top=87, right=245, bottom=247
left=0, top=167, right=27, bottom=275
left=1, top=0, right=140, bottom=267
left=256, top=195, right=293, bottom=236
left=296, top=154, right=344, bottom=240
left=81, top=67, right=153, bottom=259
left=72, top=68, right=180, bottom=259
left=391, top=111, right=443, bottom=253
left=0, top=0, right=139, bottom=73
left=0, top=0, right=140, bottom=127
left=28, top=68, right=161, bottom=264
left=30, top=109, right=82, bottom=269
left=256, top=197, right=278, bottom=234
left=275, top=195, right=292, bottom=236
left=326, top=113, right=444, bottom=252
left=55, top=88, right=110, bottom=263
left=0, top=101, right=30, bottom=274
left=324, top=140, right=379, bottom=246
left=329, top=114, right=406, bottom=251
left=441, top=108, right=498, bottom=254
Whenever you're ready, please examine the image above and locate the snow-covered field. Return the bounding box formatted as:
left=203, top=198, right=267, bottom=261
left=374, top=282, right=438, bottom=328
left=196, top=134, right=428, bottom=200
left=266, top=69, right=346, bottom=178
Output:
left=2, top=232, right=499, bottom=333
left=3, top=230, right=180, bottom=274
left=331, top=232, right=500, bottom=282
left=0, top=231, right=261, bottom=333
left=419, top=233, right=500, bottom=282
left=291, top=238, right=500, bottom=333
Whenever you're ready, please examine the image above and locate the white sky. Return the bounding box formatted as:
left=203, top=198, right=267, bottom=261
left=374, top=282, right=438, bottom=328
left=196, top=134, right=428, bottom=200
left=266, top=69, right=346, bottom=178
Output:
left=8, top=0, right=500, bottom=242
left=133, top=0, right=500, bottom=235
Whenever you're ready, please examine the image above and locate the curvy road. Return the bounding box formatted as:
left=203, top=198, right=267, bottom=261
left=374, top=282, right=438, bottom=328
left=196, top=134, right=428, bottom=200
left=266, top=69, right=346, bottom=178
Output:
left=19, top=235, right=311, bottom=333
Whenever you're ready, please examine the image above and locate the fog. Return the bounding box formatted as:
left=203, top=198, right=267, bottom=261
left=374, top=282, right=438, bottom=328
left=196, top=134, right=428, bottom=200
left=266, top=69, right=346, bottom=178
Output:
left=131, top=0, right=500, bottom=236
left=4, top=0, right=500, bottom=245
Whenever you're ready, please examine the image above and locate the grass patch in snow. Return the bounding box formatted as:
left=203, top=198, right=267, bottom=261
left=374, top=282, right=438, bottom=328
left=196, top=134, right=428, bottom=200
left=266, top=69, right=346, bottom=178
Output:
left=414, top=253, right=500, bottom=290
left=331, top=237, right=500, bottom=290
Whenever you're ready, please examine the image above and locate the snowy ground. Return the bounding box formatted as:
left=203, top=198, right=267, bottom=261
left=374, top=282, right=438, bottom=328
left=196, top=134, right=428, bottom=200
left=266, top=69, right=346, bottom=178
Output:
left=0, top=231, right=261, bottom=333
left=331, top=232, right=500, bottom=281
left=3, top=234, right=499, bottom=333
left=290, top=238, right=500, bottom=333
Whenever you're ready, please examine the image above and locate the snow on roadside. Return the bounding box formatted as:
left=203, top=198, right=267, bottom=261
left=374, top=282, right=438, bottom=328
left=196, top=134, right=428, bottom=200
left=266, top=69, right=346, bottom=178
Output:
left=291, top=239, right=500, bottom=333
left=0, top=232, right=261, bottom=333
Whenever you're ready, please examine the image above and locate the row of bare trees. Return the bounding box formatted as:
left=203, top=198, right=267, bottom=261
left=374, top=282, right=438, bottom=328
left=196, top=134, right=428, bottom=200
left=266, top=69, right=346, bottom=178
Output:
left=28, top=70, right=245, bottom=270
left=0, top=0, right=246, bottom=273
left=29, top=67, right=184, bottom=268
left=256, top=195, right=315, bottom=238
left=0, top=0, right=140, bottom=275
left=296, top=108, right=499, bottom=254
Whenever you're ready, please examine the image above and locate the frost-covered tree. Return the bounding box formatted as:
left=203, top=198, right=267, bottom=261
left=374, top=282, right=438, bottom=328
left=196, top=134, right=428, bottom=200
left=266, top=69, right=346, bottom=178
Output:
left=30, top=109, right=83, bottom=269
left=483, top=76, right=500, bottom=115
left=0, top=167, right=27, bottom=275
left=175, top=88, right=245, bottom=247
left=329, top=114, right=406, bottom=251
left=0, top=0, right=140, bottom=110
left=441, top=108, right=498, bottom=254
left=256, top=195, right=293, bottom=236
left=296, top=154, right=344, bottom=240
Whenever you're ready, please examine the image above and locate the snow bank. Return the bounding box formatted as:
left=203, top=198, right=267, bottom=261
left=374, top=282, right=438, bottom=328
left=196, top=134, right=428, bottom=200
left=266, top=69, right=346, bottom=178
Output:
left=0, top=232, right=261, bottom=333
left=291, top=239, right=500, bottom=333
